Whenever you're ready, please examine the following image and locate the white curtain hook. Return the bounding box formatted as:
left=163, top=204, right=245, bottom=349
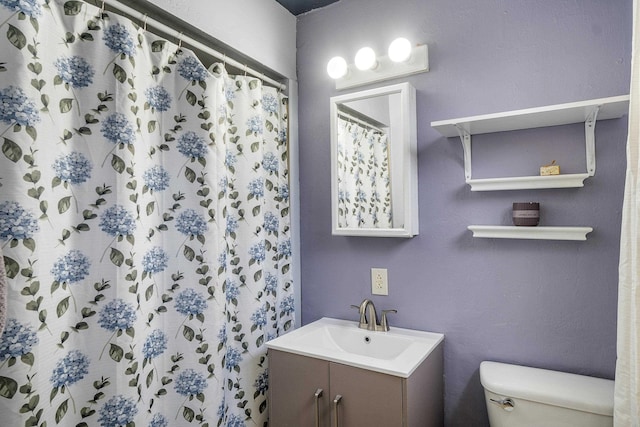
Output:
left=222, top=53, right=226, bottom=67
left=100, top=0, right=105, bottom=14
left=177, top=32, right=183, bottom=49
left=244, top=64, right=248, bottom=77
left=142, top=14, right=148, bottom=32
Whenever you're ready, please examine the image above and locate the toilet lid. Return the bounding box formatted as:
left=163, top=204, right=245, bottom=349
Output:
left=480, top=361, right=614, bottom=417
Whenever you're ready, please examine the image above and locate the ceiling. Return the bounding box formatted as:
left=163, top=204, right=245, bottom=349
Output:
left=275, top=0, right=339, bottom=15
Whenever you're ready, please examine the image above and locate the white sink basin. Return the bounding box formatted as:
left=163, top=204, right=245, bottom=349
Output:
left=266, top=317, right=444, bottom=377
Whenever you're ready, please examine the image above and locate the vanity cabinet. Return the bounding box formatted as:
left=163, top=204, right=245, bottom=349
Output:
left=268, top=343, right=444, bottom=427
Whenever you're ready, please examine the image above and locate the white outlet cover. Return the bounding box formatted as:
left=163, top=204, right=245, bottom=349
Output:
left=371, top=268, right=388, bottom=295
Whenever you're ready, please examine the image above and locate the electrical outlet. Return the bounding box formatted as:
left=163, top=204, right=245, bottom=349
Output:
left=371, top=268, right=388, bottom=295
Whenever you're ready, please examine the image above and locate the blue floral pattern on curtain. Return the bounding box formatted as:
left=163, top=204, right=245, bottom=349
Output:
left=336, top=118, right=392, bottom=228
left=0, top=1, right=294, bottom=426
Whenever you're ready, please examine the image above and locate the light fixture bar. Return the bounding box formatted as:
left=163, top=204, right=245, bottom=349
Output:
left=335, top=44, right=428, bottom=90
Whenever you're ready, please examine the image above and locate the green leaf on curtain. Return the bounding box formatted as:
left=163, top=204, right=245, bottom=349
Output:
left=57, top=196, right=72, bottom=214
left=146, top=201, right=155, bottom=216
left=182, top=325, right=195, bottom=341
left=183, top=245, right=195, bottom=261
left=109, top=248, right=124, bottom=267
left=146, top=370, right=154, bottom=388
left=109, top=344, right=124, bottom=362
left=112, top=63, right=127, bottom=83
left=184, top=167, right=196, bottom=183
left=7, top=25, right=26, bottom=49
left=111, top=155, right=125, bottom=173
left=151, top=40, right=165, bottom=52
left=186, top=91, right=197, bottom=106
left=0, top=376, right=18, bottom=398
left=2, top=138, right=22, bottom=163
left=59, top=98, right=73, bottom=113
left=148, top=120, right=156, bottom=133
left=250, top=142, right=259, bottom=152
left=182, top=406, right=195, bottom=422
left=56, top=297, right=70, bottom=318
left=55, top=399, right=68, bottom=423
left=22, top=238, right=35, bottom=252
left=3, top=256, right=19, bottom=279
left=20, top=353, right=34, bottom=367
left=249, top=80, right=259, bottom=90
left=63, top=1, right=84, bottom=15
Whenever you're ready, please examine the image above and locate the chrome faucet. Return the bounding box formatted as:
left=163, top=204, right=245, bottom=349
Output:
left=351, top=299, right=397, bottom=332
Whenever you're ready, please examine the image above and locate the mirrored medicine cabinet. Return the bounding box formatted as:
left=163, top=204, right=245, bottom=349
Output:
left=330, top=82, right=418, bottom=237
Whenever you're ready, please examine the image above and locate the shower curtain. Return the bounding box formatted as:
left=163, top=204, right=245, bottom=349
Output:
left=615, top=0, right=640, bottom=424
left=0, top=1, right=294, bottom=426
left=336, top=117, right=392, bottom=228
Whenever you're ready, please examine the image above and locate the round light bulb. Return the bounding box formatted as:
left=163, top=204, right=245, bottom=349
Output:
left=388, top=37, right=412, bottom=63
left=354, top=47, right=377, bottom=71
left=327, top=56, right=348, bottom=79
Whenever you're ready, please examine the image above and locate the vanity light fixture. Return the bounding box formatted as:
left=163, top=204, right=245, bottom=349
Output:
left=327, top=38, right=429, bottom=90
left=327, top=56, right=348, bottom=79
left=354, top=47, right=378, bottom=71
left=388, top=37, right=413, bottom=63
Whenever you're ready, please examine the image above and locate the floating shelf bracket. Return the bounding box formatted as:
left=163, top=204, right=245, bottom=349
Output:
left=455, top=126, right=472, bottom=181
left=585, top=105, right=600, bottom=177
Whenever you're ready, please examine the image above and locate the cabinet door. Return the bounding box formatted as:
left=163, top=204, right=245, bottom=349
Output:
left=330, top=363, right=404, bottom=426
left=269, top=350, right=331, bottom=427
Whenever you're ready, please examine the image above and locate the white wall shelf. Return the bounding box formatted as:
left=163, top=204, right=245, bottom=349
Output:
left=431, top=95, right=630, bottom=191
left=468, top=226, right=593, bottom=241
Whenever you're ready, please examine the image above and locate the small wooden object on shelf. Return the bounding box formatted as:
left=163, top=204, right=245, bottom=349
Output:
left=540, top=160, right=560, bottom=176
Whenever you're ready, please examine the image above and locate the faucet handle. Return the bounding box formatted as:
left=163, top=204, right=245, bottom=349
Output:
left=380, top=309, right=397, bottom=331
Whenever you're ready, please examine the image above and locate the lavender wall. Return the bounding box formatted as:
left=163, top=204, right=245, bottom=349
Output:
left=296, top=0, right=632, bottom=425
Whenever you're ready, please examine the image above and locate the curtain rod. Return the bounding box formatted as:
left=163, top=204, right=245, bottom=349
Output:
left=337, top=111, right=385, bottom=133
left=97, top=0, right=287, bottom=91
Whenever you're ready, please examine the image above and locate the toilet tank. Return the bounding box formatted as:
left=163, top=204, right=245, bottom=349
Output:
left=480, top=361, right=614, bottom=427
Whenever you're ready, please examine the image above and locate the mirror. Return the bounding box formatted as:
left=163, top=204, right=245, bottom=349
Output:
left=330, top=82, right=418, bottom=237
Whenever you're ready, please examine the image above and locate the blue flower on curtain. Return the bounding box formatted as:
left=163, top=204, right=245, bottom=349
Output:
left=101, top=113, right=136, bottom=145
left=278, top=238, right=292, bottom=258
left=54, top=56, right=94, bottom=88
left=0, top=318, right=38, bottom=360
left=248, top=241, right=266, bottom=264
left=263, top=212, right=279, bottom=233
left=262, top=151, right=278, bottom=173
left=280, top=295, right=295, bottom=316
left=262, top=93, right=278, bottom=114
left=142, top=165, right=170, bottom=191
left=99, top=204, right=136, bottom=236
left=103, top=23, right=137, bottom=57
left=176, top=208, right=208, bottom=236
left=0, top=86, right=40, bottom=127
left=225, top=279, right=240, bottom=303
left=226, top=215, right=239, bottom=235
left=0, top=200, right=39, bottom=241
left=98, top=395, right=138, bottom=427
left=98, top=299, right=136, bottom=331
left=226, top=413, right=246, bottom=427
left=148, top=413, right=168, bottom=427
left=52, top=152, right=92, bottom=184
left=225, top=150, right=237, bottom=168
left=247, top=178, right=264, bottom=198
left=50, top=350, right=90, bottom=387
left=254, top=370, right=268, bottom=395
left=142, top=329, right=167, bottom=359
left=177, top=130, right=208, bottom=159
left=246, top=115, right=263, bottom=134
left=174, top=368, right=208, bottom=396
left=0, top=0, right=41, bottom=18
left=224, top=347, right=243, bottom=371
left=51, top=250, right=91, bottom=284
left=264, top=273, right=278, bottom=294
left=142, top=246, right=169, bottom=274
left=174, top=288, right=207, bottom=316
left=251, top=305, right=267, bottom=329
left=178, top=56, right=208, bottom=82
left=278, top=182, right=290, bottom=201
left=145, top=86, right=172, bottom=112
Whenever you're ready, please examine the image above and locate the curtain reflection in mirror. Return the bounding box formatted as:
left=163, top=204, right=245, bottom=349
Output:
left=336, top=115, right=392, bottom=228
